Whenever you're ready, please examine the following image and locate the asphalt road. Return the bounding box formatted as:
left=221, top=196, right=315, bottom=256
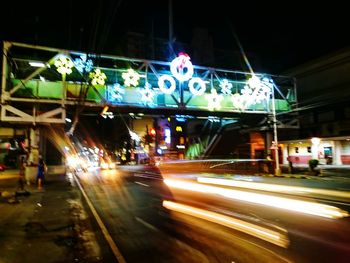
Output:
left=76, top=166, right=350, bottom=263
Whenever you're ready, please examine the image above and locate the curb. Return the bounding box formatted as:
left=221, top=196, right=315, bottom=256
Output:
left=255, top=173, right=325, bottom=180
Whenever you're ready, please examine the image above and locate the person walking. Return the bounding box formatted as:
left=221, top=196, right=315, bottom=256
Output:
left=37, top=158, right=46, bottom=190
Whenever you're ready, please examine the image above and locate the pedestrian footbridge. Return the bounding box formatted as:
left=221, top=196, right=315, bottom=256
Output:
left=1, top=41, right=297, bottom=124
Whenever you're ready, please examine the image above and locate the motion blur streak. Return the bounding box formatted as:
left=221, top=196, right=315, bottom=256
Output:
left=163, top=179, right=349, bottom=219
left=162, top=200, right=289, bottom=248
left=197, top=177, right=350, bottom=199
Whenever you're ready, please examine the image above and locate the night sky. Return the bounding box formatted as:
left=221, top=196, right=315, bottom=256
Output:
left=1, top=0, right=349, bottom=73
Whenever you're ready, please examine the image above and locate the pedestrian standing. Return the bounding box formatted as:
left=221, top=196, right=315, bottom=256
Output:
left=37, top=158, right=46, bottom=190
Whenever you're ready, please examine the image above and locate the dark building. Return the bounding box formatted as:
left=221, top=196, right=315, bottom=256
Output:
left=281, top=47, right=350, bottom=165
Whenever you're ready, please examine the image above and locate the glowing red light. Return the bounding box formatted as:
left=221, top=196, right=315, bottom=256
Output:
left=150, top=128, right=156, bottom=136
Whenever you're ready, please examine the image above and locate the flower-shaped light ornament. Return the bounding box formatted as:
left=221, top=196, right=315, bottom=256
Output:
left=55, top=56, right=74, bottom=75
left=122, top=69, right=140, bottom=87
left=74, top=55, right=93, bottom=73
left=139, top=82, right=155, bottom=105
left=108, top=83, right=125, bottom=102
left=205, top=89, right=223, bottom=111
left=220, top=79, right=233, bottom=95
left=231, top=93, right=246, bottom=111
left=89, top=68, right=107, bottom=86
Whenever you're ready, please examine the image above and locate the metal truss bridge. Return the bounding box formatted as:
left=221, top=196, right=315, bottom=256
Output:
left=1, top=41, right=298, bottom=128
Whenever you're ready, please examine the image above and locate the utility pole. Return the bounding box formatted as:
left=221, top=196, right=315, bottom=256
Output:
left=271, top=83, right=281, bottom=176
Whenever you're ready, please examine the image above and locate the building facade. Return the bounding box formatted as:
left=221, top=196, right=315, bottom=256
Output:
left=280, top=47, right=350, bottom=165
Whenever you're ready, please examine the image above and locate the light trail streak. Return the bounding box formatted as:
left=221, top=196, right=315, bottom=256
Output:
left=163, top=179, right=349, bottom=219
left=197, top=177, right=350, bottom=199
left=163, top=200, right=289, bottom=248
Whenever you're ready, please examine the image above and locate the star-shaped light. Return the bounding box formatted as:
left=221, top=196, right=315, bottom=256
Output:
left=89, top=68, right=107, bottom=86
left=219, top=79, right=233, bottom=95
left=205, top=89, right=223, bottom=111
left=122, top=69, right=140, bottom=87
left=139, top=82, right=155, bottom=105
left=54, top=56, right=74, bottom=75
left=74, top=55, right=93, bottom=73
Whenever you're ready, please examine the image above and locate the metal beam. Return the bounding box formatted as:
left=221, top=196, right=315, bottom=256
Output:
left=36, top=107, right=66, bottom=123
left=1, top=41, right=11, bottom=103
left=9, top=54, right=59, bottom=95
left=1, top=105, right=65, bottom=124
left=1, top=105, right=34, bottom=122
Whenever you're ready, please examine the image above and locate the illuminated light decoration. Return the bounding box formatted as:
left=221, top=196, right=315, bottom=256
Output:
left=101, top=111, right=114, bottom=119
left=188, top=77, right=207, bottom=96
left=176, top=145, right=185, bottom=149
left=231, top=93, right=246, bottom=110
left=54, top=56, right=74, bottom=75
left=100, top=105, right=109, bottom=116
left=170, top=53, right=194, bottom=81
left=89, top=68, right=107, bottom=86
left=205, top=89, right=223, bottom=111
left=163, top=200, right=289, bottom=248
left=164, top=128, right=171, bottom=144
left=122, top=69, right=140, bottom=87
left=139, top=82, right=155, bottom=105
left=241, top=75, right=272, bottom=106
left=163, top=179, right=349, bottom=219
left=208, top=116, right=220, bottom=122
left=219, top=79, right=233, bottom=95
left=29, top=61, right=46, bottom=68
left=158, top=74, right=176, bottom=94
left=74, top=55, right=93, bottom=73
left=176, top=126, right=183, bottom=132
left=129, top=130, right=141, bottom=142
left=108, top=83, right=125, bottom=102
left=176, top=117, right=186, bottom=122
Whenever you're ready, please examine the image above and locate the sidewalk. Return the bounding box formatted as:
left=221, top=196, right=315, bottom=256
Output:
left=0, top=170, right=108, bottom=263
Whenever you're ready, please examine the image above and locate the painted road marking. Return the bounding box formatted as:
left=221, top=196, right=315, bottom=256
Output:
left=135, top=217, right=159, bottom=232
left=74, top=174, right=126, bottom=263
left=134, top=181, right=150, bottom=187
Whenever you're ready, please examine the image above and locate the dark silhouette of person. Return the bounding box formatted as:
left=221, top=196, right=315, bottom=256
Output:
left=37, top=158, right=46, bottom=190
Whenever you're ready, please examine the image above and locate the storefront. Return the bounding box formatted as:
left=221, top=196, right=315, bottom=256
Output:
left=280, top=136, right=350, bottom=165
